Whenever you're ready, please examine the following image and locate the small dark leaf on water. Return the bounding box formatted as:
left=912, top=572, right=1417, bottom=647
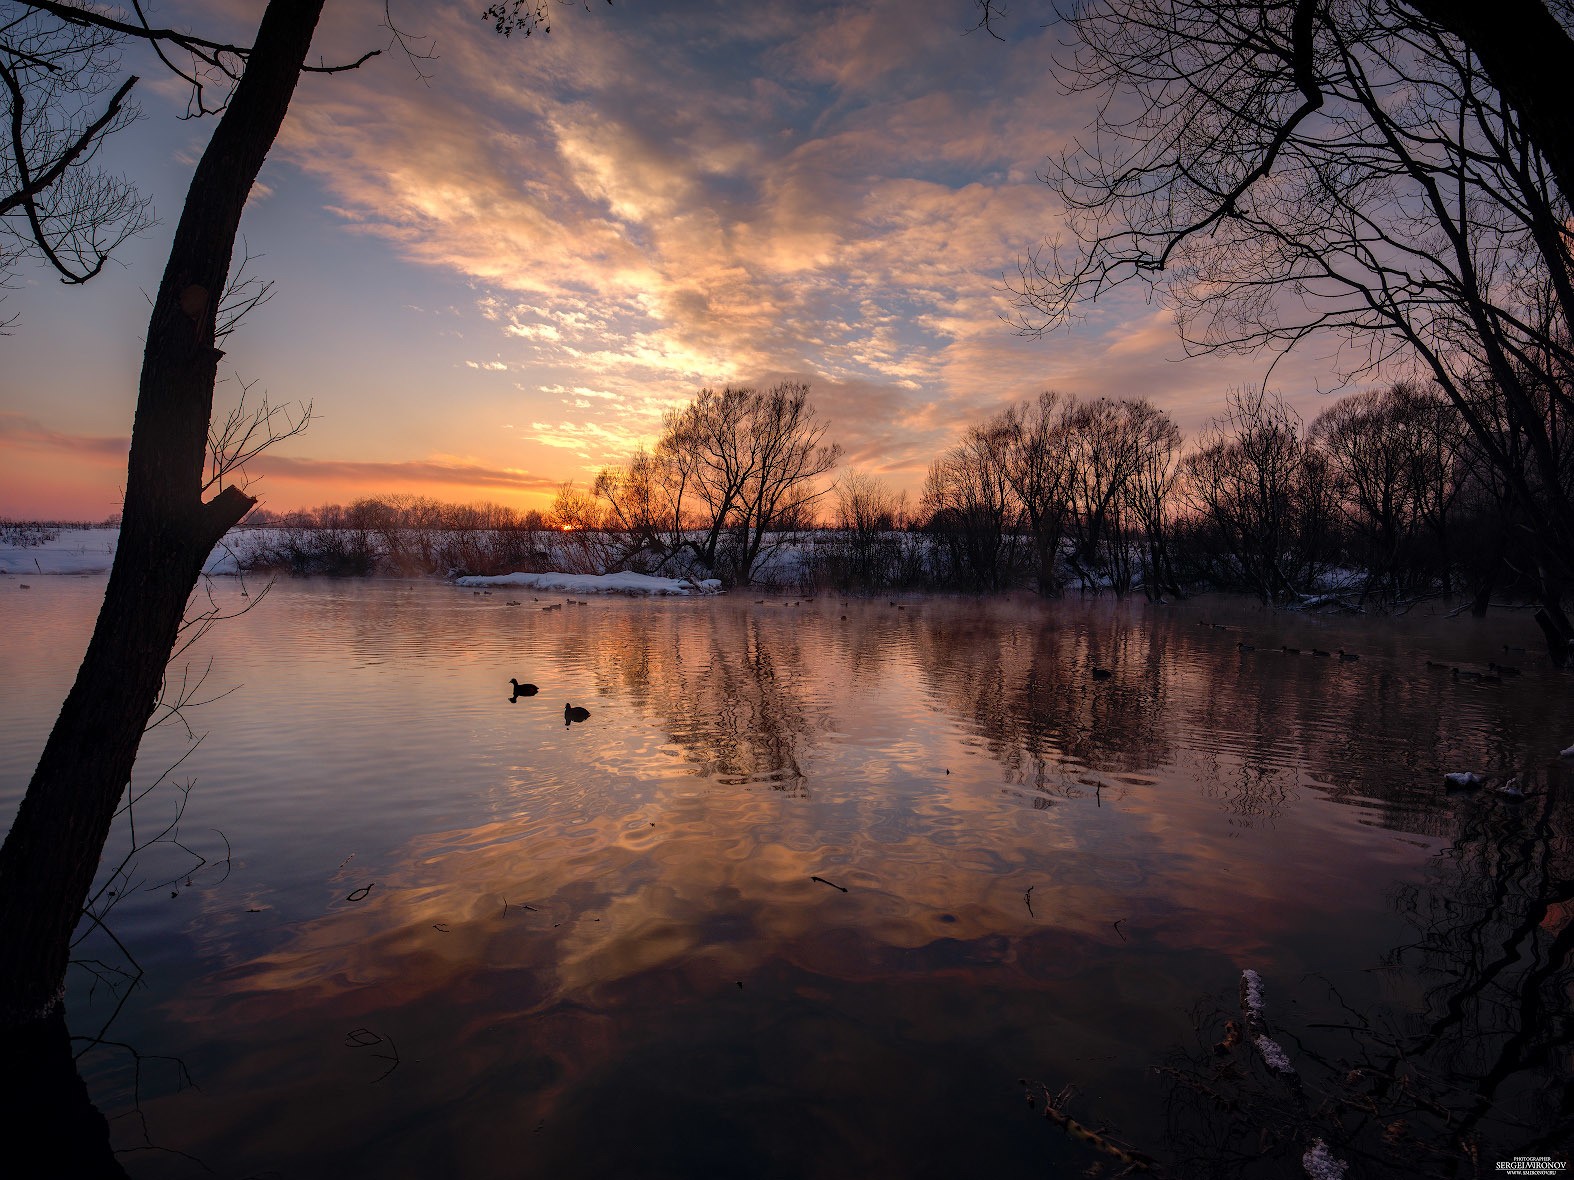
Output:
left=347, top=883, right=375, bottom=902
left=170, top=890, right=178, bottom=898
left=736, top=981, right=744, bottom=988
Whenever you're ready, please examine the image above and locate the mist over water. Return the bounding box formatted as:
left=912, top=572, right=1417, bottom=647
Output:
left=2, top=577, right=1566, bottom=1177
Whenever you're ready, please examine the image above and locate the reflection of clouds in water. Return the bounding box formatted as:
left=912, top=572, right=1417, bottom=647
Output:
left=81, top=585, right=1574, bottom=1173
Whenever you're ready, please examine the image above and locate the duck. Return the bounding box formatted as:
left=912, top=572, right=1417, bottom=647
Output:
left=564, top=703, right=591, bottom=725
left=1312, top=649, right=1331, bottom=657
left=1236, top=641, right=1255, bottom=652
left=510, top=679, right=539, bottom=699
left=1281, top=645, right=1301, bottom=655
left=1337, top=649, right=1360, bottom=661
left=1487, top=662, right=1520, bottom=676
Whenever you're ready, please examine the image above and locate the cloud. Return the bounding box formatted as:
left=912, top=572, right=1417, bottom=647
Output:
left=0, top=410, right=559, bottom=514
left=244, top=453, right=560, bottom=494
left=7, top=0, right=1340, bottom=519
left=0, top=412, right=128, bottom=461
left=267, top=0, right=1117, bottom=490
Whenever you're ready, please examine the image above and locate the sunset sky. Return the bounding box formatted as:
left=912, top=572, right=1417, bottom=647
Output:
left=0, top=0, right=1348, bottom=520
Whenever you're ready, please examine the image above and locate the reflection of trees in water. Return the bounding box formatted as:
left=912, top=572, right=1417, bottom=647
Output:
left=1386, top=773, right=1574, bottom=1150
left=1141, top=776, right=1574, bottom=1177
left=908, top=602, right=1174, bottom=800
left=564, top=606, right=833, bottom=795
left=1173, top=635, right=1569, bottom=838
left=1296, top=666, right=1566, bottom=840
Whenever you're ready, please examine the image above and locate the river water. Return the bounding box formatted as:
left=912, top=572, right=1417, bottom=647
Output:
left=2, top=577, right=1568, bottom=1177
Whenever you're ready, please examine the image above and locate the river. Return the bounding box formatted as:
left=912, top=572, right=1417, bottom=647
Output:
left=2, top=576, right=1567, bottom=1176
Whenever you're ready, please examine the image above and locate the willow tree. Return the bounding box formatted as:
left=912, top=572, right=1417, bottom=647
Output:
left=1006, top=1, right=1574, bottom=658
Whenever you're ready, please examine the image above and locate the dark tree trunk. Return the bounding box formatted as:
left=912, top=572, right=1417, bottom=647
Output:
left=1404, top=0, right=1574, bottom=205
left=1534, top=569, right=1574, bottom=668
left=0, top=0, right=327, bottom=1026
left=1, top=1008, right=128, bottom=1177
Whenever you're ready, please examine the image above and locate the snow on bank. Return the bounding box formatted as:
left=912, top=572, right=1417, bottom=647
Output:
left=0, top=528, right=262, bottom=577
left=455, top=570, right=723, bottom=596
left=0, top=528, right=117, bottom=575
left=1, top=529, right=719, bottom=591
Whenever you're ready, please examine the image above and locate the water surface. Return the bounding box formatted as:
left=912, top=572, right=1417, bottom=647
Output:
left=2, top=578, right=1568, bottom=1176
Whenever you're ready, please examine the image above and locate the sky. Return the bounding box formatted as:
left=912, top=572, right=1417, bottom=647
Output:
left=0, top=0, right=1348, bottom=520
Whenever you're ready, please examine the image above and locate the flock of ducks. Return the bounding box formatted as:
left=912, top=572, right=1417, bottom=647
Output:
left=1214, top=623, right=1532, bottom=683
left=471, top=590, right=587, bottom=611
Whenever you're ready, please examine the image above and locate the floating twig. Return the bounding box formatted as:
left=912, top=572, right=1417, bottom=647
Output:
left=1024, top=886, right=1035, bottom=918
left=811, top=875, right=848, bottom=892
left=1022, top=1079, right=1158, bottom=1172
left=345, top=1027, right=401, bottom=1083
left=1112, top=918, right=1127, bottom=942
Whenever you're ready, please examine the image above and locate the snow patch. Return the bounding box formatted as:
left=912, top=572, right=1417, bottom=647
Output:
left=0, top=528, right=117, bottom=575
left=1241, top=969, right=1266, bottom=1017
left=1254, top=1034, right=1294, bottom=1074
left=1302, top=1138, right=1347, bottom=1180
left=1, top=527, right=264, bottom=577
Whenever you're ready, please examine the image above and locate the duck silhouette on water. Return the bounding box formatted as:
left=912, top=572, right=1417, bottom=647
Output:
left=510, top=678, right=539, bottom=701
left=564, top=703, right=590, bottom=726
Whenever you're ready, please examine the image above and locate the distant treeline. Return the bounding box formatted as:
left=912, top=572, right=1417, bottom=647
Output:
left=226, top=378, right=1560, bottom=613
left=237, top=498, right=558, bottom=578
left=0, top=518, right=120, bottom=546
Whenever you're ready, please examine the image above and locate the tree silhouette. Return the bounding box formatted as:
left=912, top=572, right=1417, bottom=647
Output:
left=999, top=0, right=1574, bottom=659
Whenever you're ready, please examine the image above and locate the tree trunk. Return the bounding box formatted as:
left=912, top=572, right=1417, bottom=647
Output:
left=1, top=1008, right=128, bottom=1176
left=1404, top=0, right=1574, bottom=206
left=0, top=0, right=327, bottom=1027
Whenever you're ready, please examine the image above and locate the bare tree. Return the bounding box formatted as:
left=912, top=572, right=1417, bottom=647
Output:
left=1310, top=381, right=1473, bottom=599
left=653, top=382, right=841, bottom=586
left=593, top=445, right=692, bottom=574
left=662, top=384, right=753, bottom=573
left=1007, top=0, right=1574, bottom=659
left=821, top=469, right=908, bottom=589
left=0, top=5, right=149, bottom=303
left=1000, top=391, right=1076, bottom=595
left=923, top=415, right=1022, bottom=591
left=1062, top=397, right=1172, bottom=591
left=1119, top=400, right=1183, bottom=599
left=722, top=382, right=842, bottom=585
left=1182, top=389, right=1326, bottom=603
